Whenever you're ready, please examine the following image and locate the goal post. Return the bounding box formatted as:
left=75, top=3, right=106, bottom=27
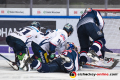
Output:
left=93, top=9, right=120, bottom=53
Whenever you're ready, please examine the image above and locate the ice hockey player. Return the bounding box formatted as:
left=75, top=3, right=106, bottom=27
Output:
left=29, top=42, right=80, bottom=73
left=30, top=23, right=74, bottom=66
left=6, top=21, right=42, bottom=70
left=76, top=8, right=106, bottom=66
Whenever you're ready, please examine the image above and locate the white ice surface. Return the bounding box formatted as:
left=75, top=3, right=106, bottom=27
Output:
left=0, top=52, right=120, bottom=80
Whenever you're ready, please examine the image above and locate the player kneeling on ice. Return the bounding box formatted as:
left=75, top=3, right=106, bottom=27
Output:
left=28, top=42, right=82, bottom=73
left=6, top=21, right=42, bottom=70
left=77, top=8, right=106, bottom=66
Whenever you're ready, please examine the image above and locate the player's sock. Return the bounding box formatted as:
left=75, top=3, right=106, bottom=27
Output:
left=63, top=60, right=75, bottom=71
left=59, top=54, right=75, bottom=71
left=30, top=59, right=50, bottom=72
left=30, top=59, right=42, bottom=70
left=90, top=38, right=106, bottom=54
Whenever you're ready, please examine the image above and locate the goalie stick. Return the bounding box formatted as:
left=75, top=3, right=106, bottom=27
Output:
left=86, top=59, right=119, bottom=69
left=0, top=54, right=19, bottom=71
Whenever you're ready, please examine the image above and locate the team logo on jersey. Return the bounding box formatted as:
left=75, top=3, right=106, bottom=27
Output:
left=26, top=35, right=31, bottom=38
left=97, top=31, right=102, bottom=35
left=60, top=34, right=65, bottom=41
left=69, top=71, right=76, bottom=78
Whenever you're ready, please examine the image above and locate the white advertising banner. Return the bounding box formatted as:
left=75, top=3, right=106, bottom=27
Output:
left=33, top=8, right=66, bottom=16
left=0, top=8, right=86, bottom=16
left=33, top=8, right=86, bottom=16
left=0, top=8, right=30, bottom=15
left=0, top=8, right=120, bottom=16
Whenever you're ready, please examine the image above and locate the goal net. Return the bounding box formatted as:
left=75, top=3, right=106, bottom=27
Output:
left=94, top=9, right=120, bottom=53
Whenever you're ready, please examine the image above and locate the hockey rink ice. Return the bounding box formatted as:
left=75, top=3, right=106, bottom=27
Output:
left=0, top=52, right=120, bottom=80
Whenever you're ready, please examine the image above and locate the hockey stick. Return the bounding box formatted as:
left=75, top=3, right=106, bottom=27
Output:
left=105, top=57, right=120, bottom=62
left=0, top=54, right=12, bottom=62
left=0, top=54, right=19, bottom=71
left=86, top=59, right=119, bottom=69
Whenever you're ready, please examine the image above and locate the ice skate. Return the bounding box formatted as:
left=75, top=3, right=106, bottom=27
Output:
left=87, top=50, right=100, bottom=62
left=18, top=54, right=30, bottom=69
left=7, top=61, right=19, bottom=71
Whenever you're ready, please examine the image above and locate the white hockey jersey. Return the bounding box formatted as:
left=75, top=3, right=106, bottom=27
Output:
left=32, top=29, right=68, bottom=53
left=8, top=26, right=42, bottom=47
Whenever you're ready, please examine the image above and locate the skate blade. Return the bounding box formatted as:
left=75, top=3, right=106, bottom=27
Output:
left=6, top=61, right=19, bottom=71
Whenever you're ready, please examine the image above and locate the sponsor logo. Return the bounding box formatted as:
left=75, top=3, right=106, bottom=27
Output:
left=1, top=10, right=4, bottom=13
left=69, top=71, right=76, bottom=78
left=39, top=51, right=45, bottom=63
left=74, top=11, right=77, bottom=14
left=19, top=52, right=22, bottom=56
left=26, top=35, right=31, bottom=38
left=43, top=11, right=60, bottom=14
left=69, top=71, right=118, bottom=78
left=37, top=11, right=41, bottom=14
left=80, top=11, right=84, bottom=14
left=7, top=10, right=24, bottom=14
left=60, top=34, right=65, bottom=41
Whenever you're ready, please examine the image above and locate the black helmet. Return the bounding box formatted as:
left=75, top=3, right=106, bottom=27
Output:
left=31, top=21, right=41, bottom=28
left=63, top=23, right=73, bottom=36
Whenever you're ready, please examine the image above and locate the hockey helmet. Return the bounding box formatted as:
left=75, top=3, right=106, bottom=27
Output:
left=67, top=42, right=75, bottom=50
left=31, top=21, right=41, bottom=28
left=63, top=23, right=73, bottom=36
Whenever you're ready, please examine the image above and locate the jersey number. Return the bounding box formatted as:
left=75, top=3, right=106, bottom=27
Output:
left=18, top=28, right=30, bottom=35
left=22, top=29, right=30, bottom=35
